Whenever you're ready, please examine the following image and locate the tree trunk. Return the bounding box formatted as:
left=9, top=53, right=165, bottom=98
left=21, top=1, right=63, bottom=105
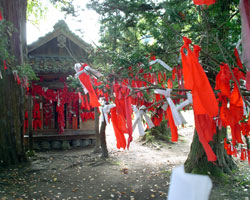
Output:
left=93, top=107, right=102, bottom=153
left=100, top=119, right=108, bottom=158
left=28, top=95, right=33, bottom=150
left=185, top=127, right=237, bottom=176
left=0, top=0, right=27, bottom=167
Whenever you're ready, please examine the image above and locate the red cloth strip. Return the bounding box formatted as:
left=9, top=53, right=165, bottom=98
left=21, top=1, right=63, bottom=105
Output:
left=193, top=0, right=216, bottom=6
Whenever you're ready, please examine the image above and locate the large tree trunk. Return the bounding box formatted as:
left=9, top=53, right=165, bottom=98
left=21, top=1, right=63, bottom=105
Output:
left=0, top=0, right=27, bottom=167
left=185, top=127, right=237, bottom=175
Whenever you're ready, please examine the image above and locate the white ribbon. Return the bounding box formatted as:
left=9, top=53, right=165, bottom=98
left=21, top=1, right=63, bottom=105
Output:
left=132, top=105, right=154, bottom=136
left=100, top=104, right=116, bottom=124
left=149, top=59, right=172, bottom=71
left=176, top=93, right=193, bottom=111
left=154, top=89, right=183, bottom=126
left=74, top=63, right=102, bottom=78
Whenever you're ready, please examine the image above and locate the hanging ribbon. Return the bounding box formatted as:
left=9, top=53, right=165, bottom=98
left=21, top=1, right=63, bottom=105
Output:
left=100, top=104, right=116, bottom=124
left=154, top=89, right=183, bottom=126
left=75, top=63, right=102, bottom=78
left=132, top=105, right=155, bottom=136
left=193, top=0, right=216, bottom=6
left=3, top=60, right=7, bottom=70
left=149, top=59, right=172, bottom=71
left=181, top=37, right=218, bottom=162
left=110, top=107, right=127, bottom=149
left=0, top=11, right=3, bottom=20
left=74, top=63, right=101, bottom=107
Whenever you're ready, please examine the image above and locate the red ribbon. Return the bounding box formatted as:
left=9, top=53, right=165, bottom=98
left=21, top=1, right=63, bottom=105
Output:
left=181, top=37, right=218, bottom=161
left=193, top=0, right=216, bottom=6
left=78, top=64, right=100, bottom=107
left=3, top=60, right=7, bottom=70
left=0, top=11, right=3, bottom=21
left=215, top=63, right=232, bottom=98
left=234, top=48, right=243, bottom=69
left=166, top=107, right=178, bottom=142
left=110, top=107, right=127, bottom=149
left=113, top=83, right=133, bottom=149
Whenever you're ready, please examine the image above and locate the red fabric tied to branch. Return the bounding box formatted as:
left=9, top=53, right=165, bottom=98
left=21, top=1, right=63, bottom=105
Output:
left=229, top=68, right=244, bottom=145
left=80, top=112, right=95, bottom=122
left=240, top=148, right=247, bottom=161
left=234, top=48, right=243, bottom=69
left=113, top=84, right=133, bottom=149
left=181, top=36, right=218, bottom=161
left=110, top=107, right=127, bottom=149
left=166, top=107, right=178, bottom=142
left=195, top=114, right=217, bottom=161
left=78, top=65, right=100, bottom=107
left=0, top=11, right=3, bottom=21
left=56, top=104, right=65, bottom=134
left=167, top=79, right=173, bottom=88
left=193, top=0, right=216, bottom=6
left=33, top=102, right=42, bottom=130
left=84, top=95, right=91, bottom=111
left=241, top=121, right=250, bottom=136
left=3, top=60, right=7, bottom=70
left=215, top=63, right=232, bottom=98
left=248, top=150, right=250, bottom=165
left=218, top=94, right=230, bottom=127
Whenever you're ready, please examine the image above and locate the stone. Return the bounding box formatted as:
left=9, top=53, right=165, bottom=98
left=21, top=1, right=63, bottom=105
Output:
left=51, top=141, right=62, bottom=150
left=72, top=139, right=81, bottom=147
left=41, top=141, right=51, bottom=150
left=33, top=142, right=41, bottom=151
left=82, top=139, right=91, bottom=147
left=62, top=140, right=70, bottom=150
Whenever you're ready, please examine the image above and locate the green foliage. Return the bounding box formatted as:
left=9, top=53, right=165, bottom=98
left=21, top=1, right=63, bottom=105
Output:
left=27, top=0, right=48, bottom=26
left=143, top=120, right=171, bottom=143
left=0, top=21, right=14, bottom=62
left=88, top=0, right=242, bottom=82
left=17, top=63, right=38, bottom=82
left=26, top=150, right=36, bottom=157
left=27, top=0, right=78, bottom=26
left=66, top=75, right=82, bottom=91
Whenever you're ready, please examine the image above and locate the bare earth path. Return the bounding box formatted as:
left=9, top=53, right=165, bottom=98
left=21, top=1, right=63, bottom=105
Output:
left=0, top=123, right=250, bottom=200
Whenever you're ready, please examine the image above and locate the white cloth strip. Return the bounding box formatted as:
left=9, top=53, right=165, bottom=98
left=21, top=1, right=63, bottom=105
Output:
left=176, top=93, right=193, bottom=111
left=132, top=105, right=154, bottom=136
left=154, top=89, right=183, bottom=126
left=149, top=59, right=172, bottom=71
left=100, top=104, right=116, bottom=124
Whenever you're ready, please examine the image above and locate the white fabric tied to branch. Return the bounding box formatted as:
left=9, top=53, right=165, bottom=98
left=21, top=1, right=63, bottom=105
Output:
left=149, top=59, right=172, bottom=71
left=74, top=63, right=103, bottom=78
left=132, top=105, right=155, bottom=136
left=176, top=93, right=193, bottom=111
left=100, top=104, right=116, bottom=124
left=74, top=63, right=103, bottom=94
left=154, top=89, right=183, bottom=126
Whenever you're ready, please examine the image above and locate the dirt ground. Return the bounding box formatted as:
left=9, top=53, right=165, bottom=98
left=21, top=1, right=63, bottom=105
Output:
left=0, top=122, right=250, bottom=200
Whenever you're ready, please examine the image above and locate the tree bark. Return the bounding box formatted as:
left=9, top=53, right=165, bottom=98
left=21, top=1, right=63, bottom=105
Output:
left=28, top=95, right=33, bottom=150
left=93, top=107, right=102, bottom=153
left=0, top=0, right=27, bottom=167
left=185, top=127, right=237, bottom=176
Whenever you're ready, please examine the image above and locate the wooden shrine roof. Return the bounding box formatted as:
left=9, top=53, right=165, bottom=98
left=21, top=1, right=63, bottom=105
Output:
left=28, top=20, right=94, bottom=74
